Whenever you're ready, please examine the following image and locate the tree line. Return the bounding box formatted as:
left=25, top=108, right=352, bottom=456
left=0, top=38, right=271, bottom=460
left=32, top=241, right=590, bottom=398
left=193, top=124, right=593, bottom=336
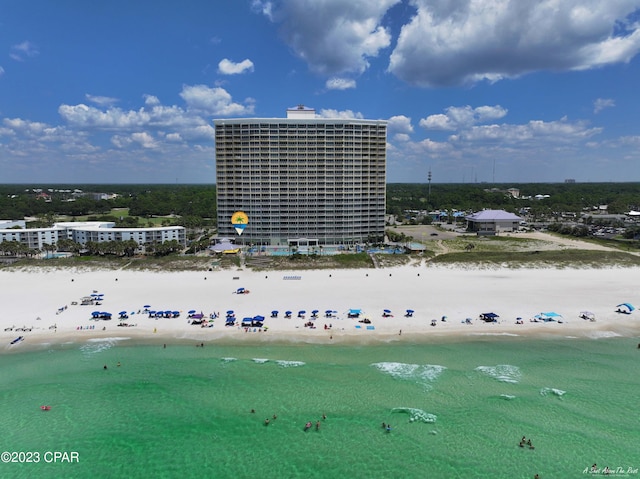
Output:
left=1, top=182, right=639, bottom=225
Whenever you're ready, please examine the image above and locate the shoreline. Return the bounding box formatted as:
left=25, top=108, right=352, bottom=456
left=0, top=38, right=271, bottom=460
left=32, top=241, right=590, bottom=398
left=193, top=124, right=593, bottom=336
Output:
left=3, top=264, right=640, bottom=354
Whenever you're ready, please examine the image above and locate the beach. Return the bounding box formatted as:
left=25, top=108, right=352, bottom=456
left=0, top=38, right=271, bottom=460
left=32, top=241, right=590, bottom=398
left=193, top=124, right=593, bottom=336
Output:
left=2, top=263, right=640, bottom=478
left=3, top=263, right=640, bottom=351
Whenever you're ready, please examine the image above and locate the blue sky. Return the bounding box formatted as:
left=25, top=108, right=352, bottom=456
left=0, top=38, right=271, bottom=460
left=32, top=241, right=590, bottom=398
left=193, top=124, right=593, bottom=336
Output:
left=2, top=0, right=640, bottom=184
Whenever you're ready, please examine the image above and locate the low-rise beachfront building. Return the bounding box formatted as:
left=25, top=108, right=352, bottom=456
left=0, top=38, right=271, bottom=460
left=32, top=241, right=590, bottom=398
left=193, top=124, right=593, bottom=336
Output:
left=214, top=105, right=387, bottom=248
left=0, top=222, right=186, bottom=251
left=465, top=210, right=523, bottom=235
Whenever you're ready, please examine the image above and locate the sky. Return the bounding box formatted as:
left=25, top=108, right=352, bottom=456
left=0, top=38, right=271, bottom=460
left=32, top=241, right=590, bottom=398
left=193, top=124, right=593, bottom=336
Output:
left=2, top=0, right=640, bottom=184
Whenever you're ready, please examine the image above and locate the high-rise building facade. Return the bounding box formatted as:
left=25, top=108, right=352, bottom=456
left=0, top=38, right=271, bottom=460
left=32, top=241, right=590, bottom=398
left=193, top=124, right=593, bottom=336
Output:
left=215, top=106, right=386, bottom=247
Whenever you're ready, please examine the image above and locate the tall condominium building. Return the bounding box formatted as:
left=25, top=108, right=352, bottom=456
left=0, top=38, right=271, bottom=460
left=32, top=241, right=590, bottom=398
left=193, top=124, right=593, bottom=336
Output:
left=214, top=106, right=387, bottom=247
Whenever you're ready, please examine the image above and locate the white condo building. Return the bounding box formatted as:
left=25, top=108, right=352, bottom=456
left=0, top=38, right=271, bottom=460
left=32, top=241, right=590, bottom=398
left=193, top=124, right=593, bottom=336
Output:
left=0, top=221, right=185, bottom=251
left=214, top=106, right=387, bottom=247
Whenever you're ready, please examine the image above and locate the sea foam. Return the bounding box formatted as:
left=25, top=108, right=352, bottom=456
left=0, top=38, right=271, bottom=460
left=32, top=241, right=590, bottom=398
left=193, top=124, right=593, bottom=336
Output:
left=475, top=364, right=522, bottom=383
left=275, top=360, right=305, bottom=368
left=540, top=387, right=566, bottom=398
left=80, top=337, right=130, bottom=356
left=372, top=362, right=446, bottom=390
left=391, top=407, right=437, bottom=423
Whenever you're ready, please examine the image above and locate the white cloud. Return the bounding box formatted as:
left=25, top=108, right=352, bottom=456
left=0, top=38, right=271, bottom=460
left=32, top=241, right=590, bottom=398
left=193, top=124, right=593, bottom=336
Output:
left=450, top=118, right=601, bottom=144
left=131, top=132, right=158, bottom=149
left=10, top=41, right=39, bottom=61
left=393, top=133, right=410, bottom=142
left=389, top=0, right=640, bottom=87
left=420, top=105, right=508, bottom=130
left=261, top=0, right=400, bottom=76
left=217, top=58, right=255, bottom=75
left=325, top=78, right=356, bottom=90
left=179, top=84, right=254, bottom=115
left=59, top=104, right=151, bottom=129
left=317, top=109, right=364, bottom=119
left=251, top=0, right=274, bottom=21
left=85, top=94, right=119, bottom=107
left=165, top=132, right=182, bottom=142
left=0, top=66, right=4, bottom=77
left=387, top=115, right=413, bottom=134
left=144, top=94, right=161, bottom=106
left=594, top=98, right=616, bottom=113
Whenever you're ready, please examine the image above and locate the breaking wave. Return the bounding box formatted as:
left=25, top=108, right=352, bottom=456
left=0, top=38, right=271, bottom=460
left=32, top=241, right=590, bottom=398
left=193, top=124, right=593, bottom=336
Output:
left=80, top=337, right=130, bottom=356
left=391, top=407, right=437, bottom=423
left=372, top=362, right=446, bottom=390
left=275, top=360, right=305, bottom=368
left=475, top=364, right=522, bottom=384
left=540, top=387, right=566, bottom=398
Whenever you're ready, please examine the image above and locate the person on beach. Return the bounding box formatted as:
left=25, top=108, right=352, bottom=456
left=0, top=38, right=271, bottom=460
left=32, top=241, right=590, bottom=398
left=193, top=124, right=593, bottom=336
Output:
left=316, top=421, right=320, bottom=431
left=264, top=418, right=270, bottom=426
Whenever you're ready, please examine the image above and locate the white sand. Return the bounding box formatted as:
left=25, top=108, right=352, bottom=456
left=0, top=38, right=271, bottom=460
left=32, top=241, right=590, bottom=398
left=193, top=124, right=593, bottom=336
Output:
left=2, top=264, right=640, bottom=352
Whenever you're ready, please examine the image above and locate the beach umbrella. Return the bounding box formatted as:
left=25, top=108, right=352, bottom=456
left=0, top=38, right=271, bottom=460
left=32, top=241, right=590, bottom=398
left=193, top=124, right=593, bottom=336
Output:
left=172, top=311, right=180, bottom=316
left=312, top=310, right=319, bottom=315
left=227, top=310, right=234, bottom=315
left=143, top=305, right=151, bottom=308
left=254, top=315, right=265, bottom=321
left=285, top=310, right=292, bottom=316
left=616, top=303, right=635, bottom=312
left=188, top=309, right=196, bottom=314
left=384, top=309, right=391, bottom=313
left=406, top=309, right=414, bottom=313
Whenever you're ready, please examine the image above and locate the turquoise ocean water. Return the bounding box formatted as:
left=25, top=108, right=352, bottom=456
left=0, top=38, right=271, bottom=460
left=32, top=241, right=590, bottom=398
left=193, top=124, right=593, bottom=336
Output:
left=1, top=337, right=639, bottom=479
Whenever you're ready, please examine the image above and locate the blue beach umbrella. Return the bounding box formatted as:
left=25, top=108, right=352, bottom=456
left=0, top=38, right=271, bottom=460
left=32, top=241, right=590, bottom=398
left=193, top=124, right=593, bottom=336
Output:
left=616, top=303, right=635, bottom=313
left=188, top=309, right=196, bottom=314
